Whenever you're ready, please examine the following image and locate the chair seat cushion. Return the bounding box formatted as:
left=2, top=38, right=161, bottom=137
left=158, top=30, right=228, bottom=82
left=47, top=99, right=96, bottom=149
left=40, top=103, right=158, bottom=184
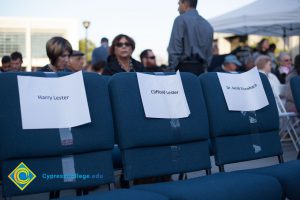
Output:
left=235, top=160, right=300, bottom=200
left=57, top=189, right=168, bottom=200
left=133, top=173, right=282, bottom=200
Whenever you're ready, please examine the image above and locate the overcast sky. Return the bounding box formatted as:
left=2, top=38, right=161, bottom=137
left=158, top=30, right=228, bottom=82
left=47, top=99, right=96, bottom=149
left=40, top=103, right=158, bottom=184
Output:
left=1, top=0, right=255, bottom=63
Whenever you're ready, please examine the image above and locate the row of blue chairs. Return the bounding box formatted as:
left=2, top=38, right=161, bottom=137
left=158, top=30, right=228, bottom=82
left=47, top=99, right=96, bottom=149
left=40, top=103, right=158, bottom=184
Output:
left=0, top=72, right=299, bottom=200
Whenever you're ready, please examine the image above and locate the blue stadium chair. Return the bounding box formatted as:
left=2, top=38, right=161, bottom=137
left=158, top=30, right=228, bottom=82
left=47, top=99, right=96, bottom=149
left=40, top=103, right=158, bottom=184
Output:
left=56, top=189, right=168, bottom=200
left=200, top=72, right=300, bottom=200
left=108, top=72, right=282, bottom=200
left=0, top=72, right=114, bottom=160
left=290, top=76, right=300, bottom=160
left=0, top=72, right=167, bottom=200
left=290, top=77, right=300, bottom=116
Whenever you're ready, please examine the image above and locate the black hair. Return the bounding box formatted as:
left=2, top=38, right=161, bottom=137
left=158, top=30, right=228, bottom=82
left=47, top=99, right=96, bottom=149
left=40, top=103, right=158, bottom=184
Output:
left=140, top=49, right=152, bottom=61
left=181, top=0, right=197, bottom=8
left=110, top=34, right=135, bottom=56
left=46, top=36, right=73, bottom=65
left=269, top=43, right=276, bottom=51
left=1, top=55, right=10, bottom=64
left=10, top=51, right=23, bottom=61
left=92, top=60, right=106, bottom=71
left=101, top=37, right=108, bottom=43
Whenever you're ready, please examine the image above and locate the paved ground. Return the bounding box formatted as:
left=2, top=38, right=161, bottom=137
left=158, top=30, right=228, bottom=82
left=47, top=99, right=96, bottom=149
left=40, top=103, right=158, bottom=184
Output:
left=0, top=142, right=298, bottom=200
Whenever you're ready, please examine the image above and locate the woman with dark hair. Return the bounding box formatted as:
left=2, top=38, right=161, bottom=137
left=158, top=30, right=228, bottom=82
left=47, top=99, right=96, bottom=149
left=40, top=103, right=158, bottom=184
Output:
left=102, top=34, right=144, bottom=75
left=253, top=38, right=270, bottom=62
left=39, top=36, right=73, bottom=72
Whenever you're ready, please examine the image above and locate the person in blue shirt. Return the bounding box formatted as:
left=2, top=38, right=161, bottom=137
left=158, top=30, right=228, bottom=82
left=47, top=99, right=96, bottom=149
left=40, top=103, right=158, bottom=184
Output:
left=91, top=37, right=109, bottom=65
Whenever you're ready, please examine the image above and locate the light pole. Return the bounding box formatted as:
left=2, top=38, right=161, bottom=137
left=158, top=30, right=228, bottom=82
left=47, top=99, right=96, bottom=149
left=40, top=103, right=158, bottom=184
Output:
left=82, top=21, right=90, bottom=62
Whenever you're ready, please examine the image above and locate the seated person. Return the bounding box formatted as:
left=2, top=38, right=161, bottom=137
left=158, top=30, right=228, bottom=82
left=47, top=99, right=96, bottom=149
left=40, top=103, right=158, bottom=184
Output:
left=256, top=55, right=280, bottom=96
left=214, top=54, right=241, bottom=73
left=103, top=34, right=143, bottom=75
left=39, top=37, right=73, bottom=72
left=66, top=50, right=85, bottom=72
left=275, top=52, right=293, bottom=84
left=91, top=60, right=106, bottom=75
left=1, top=55, right=11, bottom=72
left=140, top=49, right=162, bottom=72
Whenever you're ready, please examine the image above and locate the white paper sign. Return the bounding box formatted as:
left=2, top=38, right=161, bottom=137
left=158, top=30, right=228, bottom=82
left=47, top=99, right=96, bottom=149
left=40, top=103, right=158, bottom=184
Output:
left=137, top=71, right=190, bottom=118
left=17, top=71, right=91, bottom=129
left=217, top=67, right=269, bottom=111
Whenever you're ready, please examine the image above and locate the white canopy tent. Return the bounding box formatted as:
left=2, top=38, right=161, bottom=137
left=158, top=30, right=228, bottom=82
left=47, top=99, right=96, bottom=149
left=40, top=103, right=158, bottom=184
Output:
left=209, top=0, right=300, bottom=37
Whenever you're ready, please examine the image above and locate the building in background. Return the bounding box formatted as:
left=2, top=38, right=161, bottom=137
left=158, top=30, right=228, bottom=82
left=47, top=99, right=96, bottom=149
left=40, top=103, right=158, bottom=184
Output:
left=0, top=17, right=79, bottom=71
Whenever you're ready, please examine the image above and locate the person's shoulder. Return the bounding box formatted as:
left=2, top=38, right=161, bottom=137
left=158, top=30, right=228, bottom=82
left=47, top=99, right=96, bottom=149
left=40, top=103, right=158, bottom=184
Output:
left=93, top=46, right=102, bottom=52
left=144, top=66, right=163, bottom=72
left=102, top=59, right=119, bottom=76
left=131, top=58, right=144, bottom=72
left=269, top=72, right=281, bottom=84
left=286, top=70, right=297, bottom=83
left=182, top=9, right=199, bottom=18
left=174, top=14, right=185, bottom=23
left=132, top=58, right=143, bottom=66
left=213, top=66, right=225, bottom=73
left=38, top=64, right=51, bottom=72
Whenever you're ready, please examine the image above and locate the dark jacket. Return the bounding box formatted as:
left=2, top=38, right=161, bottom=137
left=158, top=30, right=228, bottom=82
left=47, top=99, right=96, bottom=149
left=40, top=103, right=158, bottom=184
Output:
left=144, top=66, right=163, bottom=72
left=38, top=65, right=70, bottom=72
left=103, top=57, right=144, bottom=75
left=39, top=64, right=53, bottom=72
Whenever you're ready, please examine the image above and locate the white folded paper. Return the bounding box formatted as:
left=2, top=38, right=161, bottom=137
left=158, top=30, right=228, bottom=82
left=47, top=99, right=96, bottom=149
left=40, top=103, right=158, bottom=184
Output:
left=137, top=71, right=190, bottom=118
left=17, top=71, right=91, bottom=129
left=217, top=67, right=269, bottom=111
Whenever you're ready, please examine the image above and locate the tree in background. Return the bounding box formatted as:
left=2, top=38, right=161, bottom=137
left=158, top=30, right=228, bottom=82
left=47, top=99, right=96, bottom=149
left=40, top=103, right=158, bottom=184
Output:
left=79, top=39, right=96, bottom=62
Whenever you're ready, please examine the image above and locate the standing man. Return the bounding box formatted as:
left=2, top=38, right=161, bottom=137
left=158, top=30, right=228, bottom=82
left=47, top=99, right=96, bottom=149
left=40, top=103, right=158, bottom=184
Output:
left=10, top=51, right=23, bottom=71
left=91, top=37, right=109, bottom=65
left=168, top=0, right=213, bottom=75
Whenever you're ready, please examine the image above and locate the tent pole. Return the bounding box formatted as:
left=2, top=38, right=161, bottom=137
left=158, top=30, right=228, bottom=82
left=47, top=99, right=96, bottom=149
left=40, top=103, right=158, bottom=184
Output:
left=283, top=27, right=287, bottom=51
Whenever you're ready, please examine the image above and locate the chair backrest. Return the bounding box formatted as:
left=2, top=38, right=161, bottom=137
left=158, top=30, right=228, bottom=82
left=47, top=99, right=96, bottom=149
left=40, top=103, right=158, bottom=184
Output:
left=109, top=72, right=211, bottom=180
left=0, top=72, right=115, bottom=197
left=199, top=72, right=283, bottom=167
left=290, top=77, right=300, bottom=113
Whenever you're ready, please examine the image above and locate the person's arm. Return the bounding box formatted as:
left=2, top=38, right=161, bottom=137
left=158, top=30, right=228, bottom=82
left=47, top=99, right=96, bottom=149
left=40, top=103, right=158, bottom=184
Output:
left=167, top=16, right=185, bottom=68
